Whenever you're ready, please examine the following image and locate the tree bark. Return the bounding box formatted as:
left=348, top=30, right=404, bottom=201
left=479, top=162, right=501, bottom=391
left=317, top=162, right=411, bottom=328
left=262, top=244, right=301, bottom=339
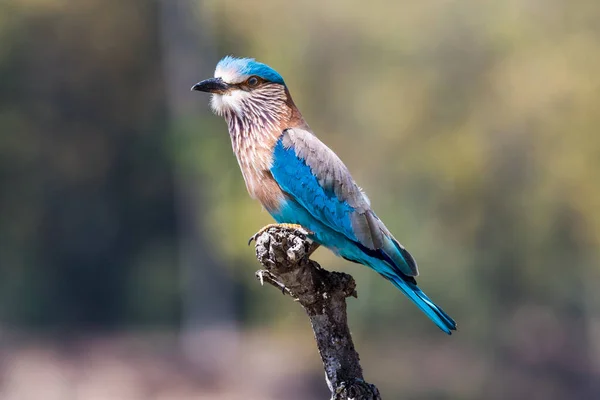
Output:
left=253, top=226, right=382, bottom=400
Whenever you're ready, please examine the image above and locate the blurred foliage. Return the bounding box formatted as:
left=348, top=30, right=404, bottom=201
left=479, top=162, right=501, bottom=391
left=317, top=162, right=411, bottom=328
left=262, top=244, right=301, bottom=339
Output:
left=0, top=0, right=179, bottom=328
left=1, top=0, right=599, bottom=398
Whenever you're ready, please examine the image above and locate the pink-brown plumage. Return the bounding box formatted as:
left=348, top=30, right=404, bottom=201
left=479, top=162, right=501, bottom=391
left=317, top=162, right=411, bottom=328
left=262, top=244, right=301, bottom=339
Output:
left=219, top=83, right=300, bottom=212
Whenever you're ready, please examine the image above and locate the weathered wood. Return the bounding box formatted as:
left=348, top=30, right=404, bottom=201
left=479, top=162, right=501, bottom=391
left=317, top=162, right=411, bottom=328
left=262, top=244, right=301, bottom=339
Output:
left=253, top=226, right=381, bottom=400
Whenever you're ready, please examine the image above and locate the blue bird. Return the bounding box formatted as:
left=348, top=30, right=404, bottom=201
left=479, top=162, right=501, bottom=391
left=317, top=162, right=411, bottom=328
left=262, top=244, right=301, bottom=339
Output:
left=192, top=56, right=457, bottom=334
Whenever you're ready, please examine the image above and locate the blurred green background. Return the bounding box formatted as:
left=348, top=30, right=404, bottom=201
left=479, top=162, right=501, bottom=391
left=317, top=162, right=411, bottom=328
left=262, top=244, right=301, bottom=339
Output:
left=1, top=0, right=599, bottom=399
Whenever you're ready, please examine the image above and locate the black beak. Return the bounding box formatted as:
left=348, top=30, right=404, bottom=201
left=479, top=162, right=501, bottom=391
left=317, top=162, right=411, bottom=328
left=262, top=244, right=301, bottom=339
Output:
left=191, top=77, right=229, bottom=94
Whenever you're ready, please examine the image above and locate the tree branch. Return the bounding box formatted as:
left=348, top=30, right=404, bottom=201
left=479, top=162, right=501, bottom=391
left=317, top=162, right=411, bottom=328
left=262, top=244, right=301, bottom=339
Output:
left=253, top=226, right=382, bottom=400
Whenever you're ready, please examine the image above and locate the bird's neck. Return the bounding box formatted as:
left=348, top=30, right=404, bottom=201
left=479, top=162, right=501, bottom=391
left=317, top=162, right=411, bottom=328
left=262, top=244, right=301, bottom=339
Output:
left=224, top=86, right=306, bottom=144
left=224, top=86, right=307, bottom=167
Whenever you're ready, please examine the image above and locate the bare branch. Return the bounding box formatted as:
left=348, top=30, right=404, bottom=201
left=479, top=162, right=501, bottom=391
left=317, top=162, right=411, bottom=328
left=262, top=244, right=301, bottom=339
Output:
left=253, top=226, right=382, bottom=400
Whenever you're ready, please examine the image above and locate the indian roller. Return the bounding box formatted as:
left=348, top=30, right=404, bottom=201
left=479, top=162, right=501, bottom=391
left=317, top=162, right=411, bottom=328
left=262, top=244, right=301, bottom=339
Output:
left=192, top=56, right=457, bottom=334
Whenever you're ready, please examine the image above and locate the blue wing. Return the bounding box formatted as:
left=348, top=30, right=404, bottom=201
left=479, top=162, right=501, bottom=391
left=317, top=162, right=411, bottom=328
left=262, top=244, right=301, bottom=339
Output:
left=271, top=136, right=356, bottom=242
left=269, top=128, right=418, bottom=277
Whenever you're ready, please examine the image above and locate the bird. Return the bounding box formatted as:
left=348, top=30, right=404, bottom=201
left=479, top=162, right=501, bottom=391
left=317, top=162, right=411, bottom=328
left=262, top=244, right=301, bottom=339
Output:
left=192, top=56, right=456, bottom=334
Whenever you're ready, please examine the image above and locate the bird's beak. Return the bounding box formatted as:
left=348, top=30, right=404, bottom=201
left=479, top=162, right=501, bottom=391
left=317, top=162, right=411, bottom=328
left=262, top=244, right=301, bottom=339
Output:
left=191, top=77, right=229, bottom=94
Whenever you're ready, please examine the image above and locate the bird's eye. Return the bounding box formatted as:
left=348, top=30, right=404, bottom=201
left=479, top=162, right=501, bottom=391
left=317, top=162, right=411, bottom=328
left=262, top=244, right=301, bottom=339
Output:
left=247, top=76, right=259, bottom=87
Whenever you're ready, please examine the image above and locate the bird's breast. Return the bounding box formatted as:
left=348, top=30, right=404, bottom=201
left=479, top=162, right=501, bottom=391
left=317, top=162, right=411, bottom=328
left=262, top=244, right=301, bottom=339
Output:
left=232, top=130, right=285, bottom=212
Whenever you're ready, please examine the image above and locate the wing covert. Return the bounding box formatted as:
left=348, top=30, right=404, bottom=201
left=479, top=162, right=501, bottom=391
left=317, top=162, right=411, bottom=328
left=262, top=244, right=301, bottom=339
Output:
left=271, top=128, right=383, bottom=249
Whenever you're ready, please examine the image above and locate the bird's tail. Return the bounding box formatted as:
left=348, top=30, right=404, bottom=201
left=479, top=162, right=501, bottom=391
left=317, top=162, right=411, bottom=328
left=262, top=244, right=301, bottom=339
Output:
left=341, top=235, right=456, bottom=334
left=387, top=274, right=457, bottom=335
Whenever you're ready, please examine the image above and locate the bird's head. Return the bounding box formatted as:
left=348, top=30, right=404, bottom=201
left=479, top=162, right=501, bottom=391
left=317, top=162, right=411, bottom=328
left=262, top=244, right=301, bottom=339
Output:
left=192, top=56, right=290, bottom=121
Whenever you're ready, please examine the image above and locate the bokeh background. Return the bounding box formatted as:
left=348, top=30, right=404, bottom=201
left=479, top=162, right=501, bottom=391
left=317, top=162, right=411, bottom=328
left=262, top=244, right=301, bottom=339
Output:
left=1, top=0, right=599, bottom=399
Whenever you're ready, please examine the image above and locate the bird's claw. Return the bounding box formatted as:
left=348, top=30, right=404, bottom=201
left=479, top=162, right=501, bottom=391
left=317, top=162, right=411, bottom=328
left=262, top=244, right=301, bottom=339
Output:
left=248, top=234, right=257, bottom=246
left=248, top=230, right=268, bottom=246
left=248, top=223, right=311, bottom=246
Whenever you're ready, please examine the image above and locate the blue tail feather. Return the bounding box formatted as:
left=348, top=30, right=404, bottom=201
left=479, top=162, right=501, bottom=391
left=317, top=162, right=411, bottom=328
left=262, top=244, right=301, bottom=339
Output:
left=342, top=240, right=457, bottom=334
left=388, top=274, right=457, bottom=335
left=367, top=238, right=457, bottom=334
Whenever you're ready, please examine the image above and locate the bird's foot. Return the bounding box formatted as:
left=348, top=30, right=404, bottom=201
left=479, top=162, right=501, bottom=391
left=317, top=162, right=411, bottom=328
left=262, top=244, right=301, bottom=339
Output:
left=248, top=223, right=312, bottom=245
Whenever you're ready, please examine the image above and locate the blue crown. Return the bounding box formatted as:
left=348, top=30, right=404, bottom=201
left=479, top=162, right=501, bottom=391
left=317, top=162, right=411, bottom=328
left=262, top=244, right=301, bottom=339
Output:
left=217, top=56, right=285, bottom=85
